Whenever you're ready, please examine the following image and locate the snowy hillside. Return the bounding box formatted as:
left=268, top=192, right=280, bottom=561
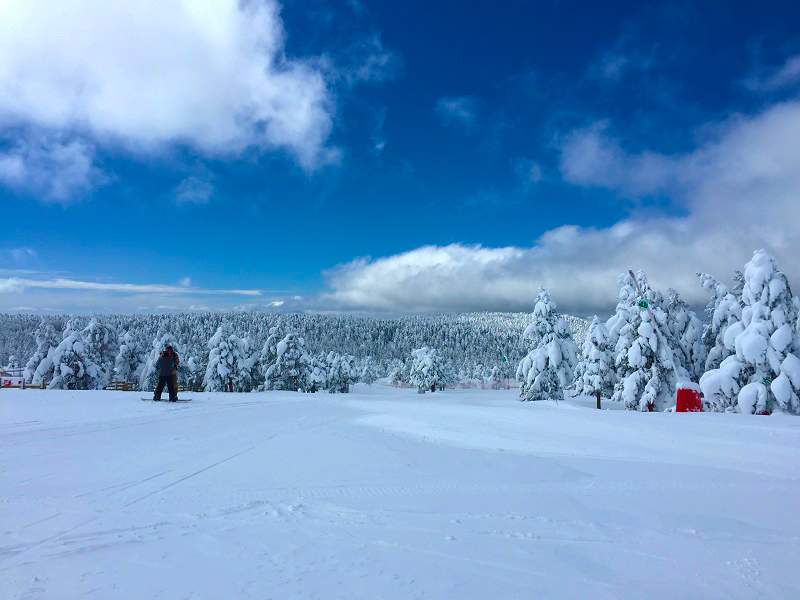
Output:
left=2, top=386, right=799, bottom=599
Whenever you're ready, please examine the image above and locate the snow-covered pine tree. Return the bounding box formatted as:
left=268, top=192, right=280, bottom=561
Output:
left=325, top=352, right=359, bottom=393
left=665, top=289, right=706, bottom=381
left=185, top=355, right=205, bottom=391
left=516, top=287, right=577, bottom=402
left=409, top=346, right=445, bottom=393
left=265, top=333, right=310, bottom=391
left=489, top=364, right=507, bottom=389
left=203, top=323, right=243, bottom=392
left=41, top=320, right=103, bottom=390
left=574, top=317, right=615, bottom=404
left=81, top=318, right=116, bottom=389
left=795, top=296, right=800, bottom=355
left=360, top=356, right=379, bottom=384
left=388, top=358, right=409, bottom=386
left=114, top=330, right=143, bottom=384
left=258, top=324, right=283, bottom=389
left=23, top=320, right=60, bottom=385
left=700, top=250, right=800, bottom=414
left=697, top=273, right=743, bottom=373
left=236, top=336, right=260, bottom=392
left=609, top=272, right=688, bottom=412
left=307, top=355, right=327, bottom=392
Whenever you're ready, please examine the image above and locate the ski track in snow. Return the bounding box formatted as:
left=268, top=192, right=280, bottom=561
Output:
left=1, top=386, right=799, bottom=599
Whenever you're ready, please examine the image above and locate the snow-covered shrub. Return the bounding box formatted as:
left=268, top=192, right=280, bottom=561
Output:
left=700, top=250, right=800, bottom=414
left=698, top=355, right=742, bottom=412
left=516, top=288, right=577, bottom=402
left=489, top=363, right=510, bottom=389
left=265, top=333, right=311, bottom=391
left=409, top=346, right=445, bottom=392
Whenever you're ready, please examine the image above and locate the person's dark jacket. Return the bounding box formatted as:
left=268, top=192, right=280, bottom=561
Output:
left=156, top=353, right=175, bottom=377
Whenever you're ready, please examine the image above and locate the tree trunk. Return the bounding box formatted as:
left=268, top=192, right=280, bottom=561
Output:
left=595, top=390, right=601, bottom=410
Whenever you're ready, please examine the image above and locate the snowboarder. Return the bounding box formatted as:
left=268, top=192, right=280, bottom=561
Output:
left=153, top=347, right=178, bottom=402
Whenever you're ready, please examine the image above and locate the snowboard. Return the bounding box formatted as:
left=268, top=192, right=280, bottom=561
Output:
left=141, top=398, right=192, bottom=402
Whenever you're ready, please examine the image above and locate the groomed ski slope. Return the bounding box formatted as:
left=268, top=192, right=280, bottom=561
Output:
left=2, top=385, right=799, bottom=599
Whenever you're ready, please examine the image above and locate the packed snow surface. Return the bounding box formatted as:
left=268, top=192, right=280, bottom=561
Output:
left=2, top=386, right=800, bottom=599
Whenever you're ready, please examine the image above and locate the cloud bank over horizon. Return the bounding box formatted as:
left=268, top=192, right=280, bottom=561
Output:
left=321, top=99, right=800, bottom=316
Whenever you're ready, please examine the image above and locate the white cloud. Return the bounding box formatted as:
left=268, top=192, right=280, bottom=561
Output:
left=0, top=0, right=338, bottom=181
left=371, top=107, right=387, bottom=156
left=558, top=121, right=676, bottom=196
left=0, top=134, right=108, bottom=203
left=0, top=277, right=261, bottom=296
left=6, top=247, right=37, bottom=263
left=11, top=248, right=34, bottom=261
left=0, top=278, right=25, bottom=294
left=341, top=34, right=399, bottom=86
left=513, top=158, right=544, bottom=190
left=178, top=277, right=192, bottom=287
left=174, top=175, right=214, bottom=205
left=743, top=54, right=800, bottom=93
left=0, top=275, right=274, bottom=314
left=0, top=153, right=25, bottom=183
left=322, top=99, right=800, bottom=315
left=435, top=96, right=478, bottom=126
left=233, top=304, right=257, bottom=312
left=589, top=47, right=654, bottom=84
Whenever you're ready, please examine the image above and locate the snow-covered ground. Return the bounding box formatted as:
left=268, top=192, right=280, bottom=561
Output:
left=2, top=386, right=799, bottom=599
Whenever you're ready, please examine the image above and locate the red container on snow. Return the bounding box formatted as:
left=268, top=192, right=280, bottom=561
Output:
left=676, top=382, right=702, bottom=412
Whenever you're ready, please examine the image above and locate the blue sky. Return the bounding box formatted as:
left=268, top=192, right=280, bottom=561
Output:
left=1, top=0, right=800, bottom=316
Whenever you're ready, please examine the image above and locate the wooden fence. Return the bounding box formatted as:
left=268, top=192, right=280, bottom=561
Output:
left=106, top=381, right=135, bottom=391
left=0, top=382, right=45, bottom=390
left=106, top=381, right=202, bottom=392
left=1, top=379, right=202, bottom=392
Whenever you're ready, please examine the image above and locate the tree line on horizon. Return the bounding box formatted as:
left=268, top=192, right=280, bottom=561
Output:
left=2, top=249, right=798, bottom=414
